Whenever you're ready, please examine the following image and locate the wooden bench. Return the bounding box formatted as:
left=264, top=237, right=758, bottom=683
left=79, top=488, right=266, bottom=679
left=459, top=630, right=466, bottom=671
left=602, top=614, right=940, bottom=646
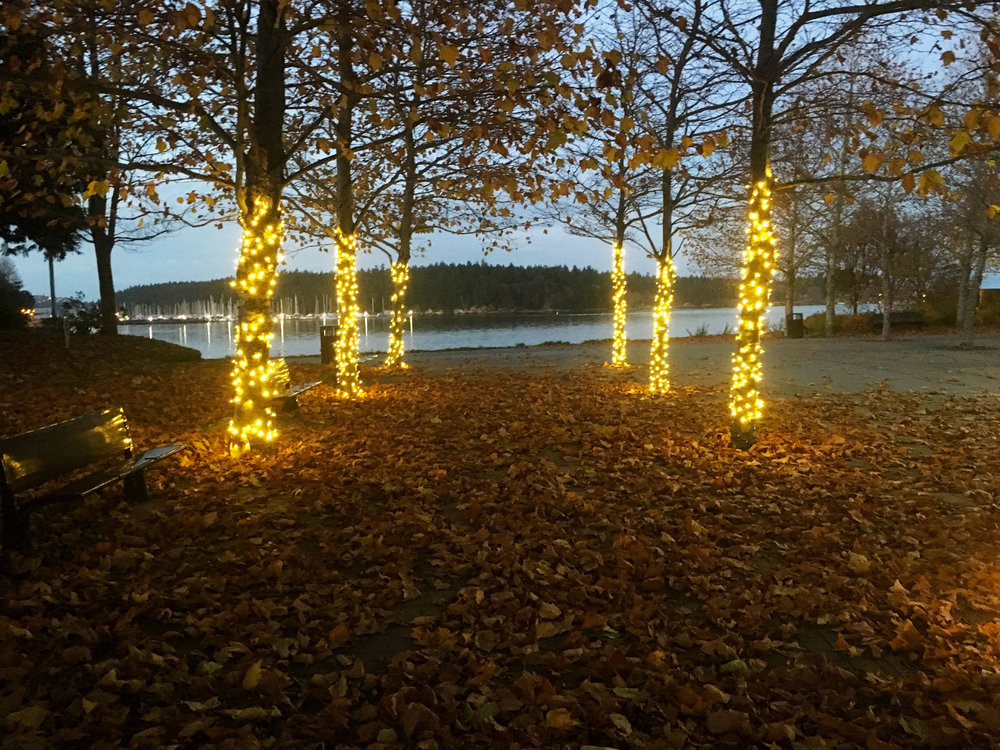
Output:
left=269, top=358, right=321, bottom=415
left=869, top=311, right=926, bottom=331
left=0, top=407, right=184, bottom=552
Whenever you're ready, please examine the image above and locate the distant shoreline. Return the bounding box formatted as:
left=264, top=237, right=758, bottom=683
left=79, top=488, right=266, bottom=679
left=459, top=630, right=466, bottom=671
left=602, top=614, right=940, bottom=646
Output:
left=116, top=304, right=829, bottom=326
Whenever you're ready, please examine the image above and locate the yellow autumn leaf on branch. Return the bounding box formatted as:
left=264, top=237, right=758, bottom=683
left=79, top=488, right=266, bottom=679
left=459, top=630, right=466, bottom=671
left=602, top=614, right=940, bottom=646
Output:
left=901, top=172, right=916, bottom=193
left=439, top=45, right=459, bottom=66
left=85, top=180, right=110, bottom=198
left=984, top=113, right=1000, bottom=139
left=921, top=105, right=945, bottom=127
left=917, top=170, right=944, bottom=196
left=861, top=153, right=883, bottom=174
left=137, top=8, right=154, bottom=27
left=700, top=136, right=715, bottom=157
left=652, top=147, right=680, bottom=169
left=949, top=129, right=971, bottom=154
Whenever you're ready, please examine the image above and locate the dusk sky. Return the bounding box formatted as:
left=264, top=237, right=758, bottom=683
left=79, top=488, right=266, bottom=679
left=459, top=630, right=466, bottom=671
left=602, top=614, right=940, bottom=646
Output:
left=9, top=221, right=685, bottom=301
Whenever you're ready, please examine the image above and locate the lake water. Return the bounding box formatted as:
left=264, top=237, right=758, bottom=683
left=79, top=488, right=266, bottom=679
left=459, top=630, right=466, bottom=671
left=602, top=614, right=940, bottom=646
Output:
left=120, top=305, right=840, bottom=359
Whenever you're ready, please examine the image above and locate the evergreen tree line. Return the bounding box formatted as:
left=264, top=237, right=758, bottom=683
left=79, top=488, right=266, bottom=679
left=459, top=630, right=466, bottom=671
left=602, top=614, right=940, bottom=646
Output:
left=117, top=263, right=741, bottom=315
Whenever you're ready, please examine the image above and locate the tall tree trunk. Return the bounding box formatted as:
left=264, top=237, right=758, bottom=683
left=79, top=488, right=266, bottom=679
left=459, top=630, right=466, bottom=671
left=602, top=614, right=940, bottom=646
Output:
left=93, top=232, right=117, bottom=335
left=385, top=123, right=416, bottom=369
left=610, top=188, right=628, bottom=367
left=87, top=191, right=119, bottom=336
left=784, top=193, right=797, bottom=325
left=955, top=235, right=972, bottom=329
left=961, top=237, right=987, bottom=348
left=229, top=0, right=286, bottom=453
left=334, top=0, right=362, bottom=396
left=825, top=89, right=852, bottom=337
left=649, top=168, right=674, bottom=394
left=729, top=0, right=777, bottom=450
left=48, top=255, right=57, bottom=318
left=824, top=248, right=836, bottom=334
left=880, top=242, right=892, bottom=340
left=785, top=272, right=795, bottom=325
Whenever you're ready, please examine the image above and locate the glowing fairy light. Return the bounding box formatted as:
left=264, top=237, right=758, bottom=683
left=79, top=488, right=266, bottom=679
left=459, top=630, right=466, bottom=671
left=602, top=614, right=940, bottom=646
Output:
left=228, top=196, right=284, bottom=453
left=384, top=260, right=410, bottom=369
left=335, top=228, right=363, bottom=398
left=611, top=241, right=627, bottom=367
left=729, top=177, right=776, bottom=449
left=648, top=255, right=676, bottom=394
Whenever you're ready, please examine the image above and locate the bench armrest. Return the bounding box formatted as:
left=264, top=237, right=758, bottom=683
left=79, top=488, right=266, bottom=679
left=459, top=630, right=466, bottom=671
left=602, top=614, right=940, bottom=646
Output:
left=132, top=443, right=186, bottom=472
left=289, top=381, right=321, bottom=397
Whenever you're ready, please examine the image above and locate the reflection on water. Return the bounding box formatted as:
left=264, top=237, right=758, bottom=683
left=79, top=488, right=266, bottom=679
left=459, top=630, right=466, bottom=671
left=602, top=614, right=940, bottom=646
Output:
left=122, top=305, right=844, bottom=360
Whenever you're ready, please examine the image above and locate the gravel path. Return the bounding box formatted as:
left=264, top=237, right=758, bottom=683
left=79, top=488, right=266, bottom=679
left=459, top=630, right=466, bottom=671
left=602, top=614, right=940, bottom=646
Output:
left=316, top=331, right=1000, bottom=398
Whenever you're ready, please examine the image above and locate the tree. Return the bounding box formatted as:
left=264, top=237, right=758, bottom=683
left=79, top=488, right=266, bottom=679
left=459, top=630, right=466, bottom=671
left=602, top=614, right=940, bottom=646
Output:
left=558, top=9, right=663, bottom=368
left=288, top=0, right=592, bottom=383
left=0, top=257, right=34, bottom=328
left=1, top=1, right=201, bottom=336
left=938, top=157, right=999, bottom=344
left=0, top=0, right=89, bottom=300
left=105, top=0, right=395, bottom=450
left=690, top=0, right=985, bottom=448
left=631, top=0, right=739, bottom=392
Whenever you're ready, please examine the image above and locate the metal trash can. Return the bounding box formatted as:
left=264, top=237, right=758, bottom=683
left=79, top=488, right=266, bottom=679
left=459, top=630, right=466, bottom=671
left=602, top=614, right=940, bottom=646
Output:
left=320, top=325, right=337, bottom=363
left=786, top=312, right=804, bottom=339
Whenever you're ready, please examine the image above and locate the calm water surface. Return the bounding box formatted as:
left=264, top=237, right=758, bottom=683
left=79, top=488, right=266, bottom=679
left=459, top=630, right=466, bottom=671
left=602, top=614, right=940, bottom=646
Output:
left=120, top=305, right=841, bottom=359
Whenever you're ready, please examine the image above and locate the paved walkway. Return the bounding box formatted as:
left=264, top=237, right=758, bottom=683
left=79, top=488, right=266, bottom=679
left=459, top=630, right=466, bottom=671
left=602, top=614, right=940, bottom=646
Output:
left=334, top=332, right=1000, bottom=398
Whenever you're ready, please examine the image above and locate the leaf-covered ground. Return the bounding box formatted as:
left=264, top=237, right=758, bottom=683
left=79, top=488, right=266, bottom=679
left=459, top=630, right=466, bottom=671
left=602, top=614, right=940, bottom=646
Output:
left=3, top=331, right=1000, bottom=748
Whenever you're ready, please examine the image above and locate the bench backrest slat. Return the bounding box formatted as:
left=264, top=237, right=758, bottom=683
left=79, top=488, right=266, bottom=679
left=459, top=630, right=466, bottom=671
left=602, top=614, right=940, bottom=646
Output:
left=0, top=408, right=132, bottom=494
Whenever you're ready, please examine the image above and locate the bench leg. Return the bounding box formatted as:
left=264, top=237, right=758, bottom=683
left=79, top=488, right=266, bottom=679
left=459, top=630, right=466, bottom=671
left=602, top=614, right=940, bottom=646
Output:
left=123, top=471, right=149, bottom=503
left=278, top=396, right=299, bottom=415
left=2, top=493, right=29, bottom=553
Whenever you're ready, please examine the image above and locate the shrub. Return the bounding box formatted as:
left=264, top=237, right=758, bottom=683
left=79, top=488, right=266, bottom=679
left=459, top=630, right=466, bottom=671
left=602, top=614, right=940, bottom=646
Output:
left=916, top=300, right=955, bottom=326
left=58, top=294, right=103, bottom=334
left=803, top=312, right=871, bottom=335
left=978, top=305, right=1000, bottom=327
left=0, top=274, right=34, bottom=329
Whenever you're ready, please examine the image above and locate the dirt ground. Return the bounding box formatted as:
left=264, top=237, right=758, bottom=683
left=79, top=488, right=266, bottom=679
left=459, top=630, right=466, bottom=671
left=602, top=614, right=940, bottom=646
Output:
left=299, top=330, right=1000, bottom=399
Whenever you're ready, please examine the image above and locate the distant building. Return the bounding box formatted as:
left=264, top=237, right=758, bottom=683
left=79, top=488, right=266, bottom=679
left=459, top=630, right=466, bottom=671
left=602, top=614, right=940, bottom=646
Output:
left=981, top=273, right=1000, bottom=309
left=32, top=294, right=68, bottom=318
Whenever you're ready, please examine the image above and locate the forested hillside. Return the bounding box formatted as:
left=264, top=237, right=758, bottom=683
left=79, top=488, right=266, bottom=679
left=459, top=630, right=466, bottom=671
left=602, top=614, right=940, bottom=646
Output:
left=118, top=263, right=740, bottom=315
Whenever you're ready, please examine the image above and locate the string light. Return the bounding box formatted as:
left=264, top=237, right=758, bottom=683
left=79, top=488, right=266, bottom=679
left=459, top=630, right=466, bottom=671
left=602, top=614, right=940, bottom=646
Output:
left=611, top=241, right=628, bottom=367
left=648, top=255, right=676, bottom=394
left=384, top=260, right=410, bottom=369
left=228, top=196, right=284, bottom=453
left=335, top=228, right=363, bottom=398
left=729, top=177, right=776, bottom=449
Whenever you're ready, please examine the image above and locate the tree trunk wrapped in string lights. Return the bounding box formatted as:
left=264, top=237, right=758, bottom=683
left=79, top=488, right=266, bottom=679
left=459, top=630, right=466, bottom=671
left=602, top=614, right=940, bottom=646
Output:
left=729, top=176, right=775, bottom=449
left=384, top=260, right=410, bottom=369
left=610, top=241, right=628, bottom=366
left=334, top=228, right=362, bottom=397
left=648, top=254, right=676, bottom=394
left=228, top=196, right=284, bottom=452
